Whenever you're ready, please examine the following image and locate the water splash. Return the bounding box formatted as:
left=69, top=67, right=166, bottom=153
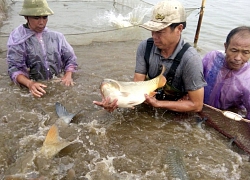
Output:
left=96, top=5, right=151, bottom=28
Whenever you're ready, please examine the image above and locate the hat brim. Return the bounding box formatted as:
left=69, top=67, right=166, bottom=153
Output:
left=19, top=7, right=54, bottom=16
left=139, top=21, right=172, bottom=32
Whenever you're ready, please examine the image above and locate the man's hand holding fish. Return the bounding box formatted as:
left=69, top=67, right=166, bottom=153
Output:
left=93, top=64, right=166, bottom=111
left=93, top=97, right=118, bottom=112
left=93, top=0, right=207, bottom=113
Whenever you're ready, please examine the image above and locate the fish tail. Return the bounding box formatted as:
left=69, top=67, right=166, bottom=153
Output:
left=157, top=65, right=166, bottom=88
left=160, top=65, right=166, bottom=76
left=56, top=102, right=82, bottom=124
left=43, top=124, right=60, bottom=146
left=158, top=75, right=166, bottom=88
left=41, top=124, right=72, bottom=158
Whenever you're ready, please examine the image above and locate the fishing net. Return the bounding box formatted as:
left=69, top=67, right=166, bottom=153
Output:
left=0, top=0, right=199, bottom=46
left=198, top=106, right=250, bottom=155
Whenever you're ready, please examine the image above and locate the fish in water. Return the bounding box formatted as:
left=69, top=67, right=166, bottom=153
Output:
left=42, top=102, right=83, bottom=158
left=100, top=65, right=166, bottom=108
left=55, top=101, right=83, bottom=124
left=166, top=147, right=189, bottom=180
left=4, top=102, right=83, bottom=179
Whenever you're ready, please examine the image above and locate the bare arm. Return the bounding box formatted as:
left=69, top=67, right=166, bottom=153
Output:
left=144, top=87, right=204, bottom=112
left=16, top=74, right=47, bottom=98
left=61, top=71, right=75, bottom=86
left=133, top=73, right=146, bottom=82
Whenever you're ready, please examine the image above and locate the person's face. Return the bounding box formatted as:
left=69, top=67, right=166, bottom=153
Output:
left=26, top=16, right=48, bottom=33
left=151, top=24, right=183, bottom=50
left=224, top=33, right=250, bottom=70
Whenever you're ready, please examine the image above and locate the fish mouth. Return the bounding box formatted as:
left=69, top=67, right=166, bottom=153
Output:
left=100, top=81, right=110, bottom=97
left=100, top=81, right=109, bottom=89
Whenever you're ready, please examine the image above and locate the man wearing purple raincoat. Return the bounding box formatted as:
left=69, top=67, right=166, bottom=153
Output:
left=6, top=0, right=77, bottom=97
left=203, top=26, right=250, bottom=119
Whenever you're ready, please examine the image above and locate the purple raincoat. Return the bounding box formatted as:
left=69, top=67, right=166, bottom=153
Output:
left=7, top=24, right=77, bottom=84
left=203, top=50, right=250, bottom=119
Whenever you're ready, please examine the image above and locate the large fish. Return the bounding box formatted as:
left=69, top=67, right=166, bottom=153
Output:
left=4, top=102, right=82, bottom=179
left=100, top=65, right=166, bottom=108
left=166, top=147, right=189, bottom=180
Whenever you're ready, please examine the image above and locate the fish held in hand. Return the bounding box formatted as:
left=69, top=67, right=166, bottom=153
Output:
left=100, top=66, right=166, bottom=108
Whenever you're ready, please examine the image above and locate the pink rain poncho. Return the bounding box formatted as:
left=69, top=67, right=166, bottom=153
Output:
left=7, top=24, right=77, bottom=84
left=203, top=50, right=250, bottom=119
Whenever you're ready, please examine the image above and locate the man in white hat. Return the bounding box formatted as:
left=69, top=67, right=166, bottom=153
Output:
left=7, top=0, right=78, bottom=97
left=94, top=0, right=207, bottom=113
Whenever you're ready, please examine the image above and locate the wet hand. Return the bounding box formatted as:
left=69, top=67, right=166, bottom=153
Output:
left=61, top=71, right=75, bottom=86
left=144, top=94, right=158, bottom=107
left=61, top=76, right=75, bottom=86
left=93, top=97, right=118, bottom=113
left=28, top=81, right=47, bottom=98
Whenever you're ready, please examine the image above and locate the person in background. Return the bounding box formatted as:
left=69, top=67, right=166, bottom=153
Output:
left=203, top=26, right=250, bottom=119
left=6, top=0, right=78, bottom=98
left=93, top=0, right=207, bottom=112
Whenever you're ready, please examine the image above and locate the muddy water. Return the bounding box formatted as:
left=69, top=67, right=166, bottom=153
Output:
left=1, top=0, right=250, bottom=179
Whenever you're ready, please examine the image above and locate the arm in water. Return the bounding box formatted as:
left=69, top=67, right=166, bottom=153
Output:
left=15, top=71, right=74, bottom=98
left=6, top=1, right=78, bottom=97
left=61, top=71, right=75, bottom=86
left=17, top=74, right=47, bottom=98
left=144, top=87, right=204, bottom=112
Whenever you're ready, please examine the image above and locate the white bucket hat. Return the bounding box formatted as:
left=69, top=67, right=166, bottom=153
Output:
left=140, top=0, right=186, bottom=31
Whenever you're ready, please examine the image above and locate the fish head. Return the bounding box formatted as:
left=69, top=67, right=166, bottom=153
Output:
left=100, top=79, right=121, bottom=98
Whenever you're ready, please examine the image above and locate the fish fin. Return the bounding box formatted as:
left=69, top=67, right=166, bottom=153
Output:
left=196, top=117, right=208, bottom=129
left=149, top=91, right=157, bottom=97
left=43, top=124, right=60, bottom=146
left=157, top=74, right=167, bottom=88
left=55, top=102, right=83, bottom=124
left=159, top=65, right=166, bottom=76
left=228, top=137, right=237, bottom=148
left=41, top=124, right=71, bottom=158
left=157, top=65, right=167, bottom=88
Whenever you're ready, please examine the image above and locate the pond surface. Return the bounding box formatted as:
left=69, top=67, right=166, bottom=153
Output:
left=0, top=0, right=250, bottom=179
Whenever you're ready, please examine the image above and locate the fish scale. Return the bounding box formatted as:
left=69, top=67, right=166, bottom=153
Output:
left=166, top=147, right=189, bottom=180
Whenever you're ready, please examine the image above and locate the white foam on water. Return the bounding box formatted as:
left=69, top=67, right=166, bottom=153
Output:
left=95, top=5, right=151, bottom=28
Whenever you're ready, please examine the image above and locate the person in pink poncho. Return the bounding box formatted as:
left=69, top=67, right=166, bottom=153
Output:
left=6, top=0, right=77, bottom=97
left=203, top=26, right=250, bottom=119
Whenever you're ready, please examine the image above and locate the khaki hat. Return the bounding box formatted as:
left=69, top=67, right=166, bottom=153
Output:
left=140, top=0, right=186, bottom=31
left=19, top=0, right=54, bottom=16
